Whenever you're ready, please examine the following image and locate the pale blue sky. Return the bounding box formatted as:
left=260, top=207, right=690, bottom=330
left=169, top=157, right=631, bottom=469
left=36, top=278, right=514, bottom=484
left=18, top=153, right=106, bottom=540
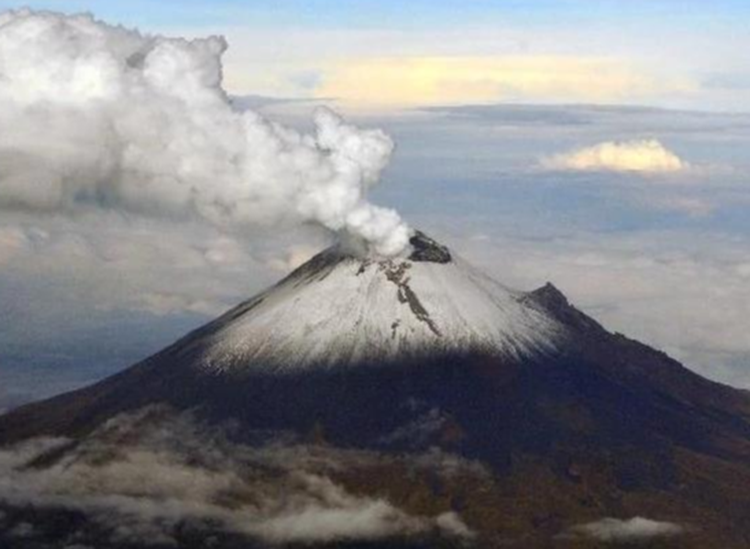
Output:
left=4, top=1, right=749, bottom=29
left=2, top=0, right=749, bottom=110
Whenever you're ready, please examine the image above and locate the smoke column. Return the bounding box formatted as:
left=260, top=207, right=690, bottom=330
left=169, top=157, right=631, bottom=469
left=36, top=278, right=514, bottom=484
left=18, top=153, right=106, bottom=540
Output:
left=0, top=9, right=411, bottom=256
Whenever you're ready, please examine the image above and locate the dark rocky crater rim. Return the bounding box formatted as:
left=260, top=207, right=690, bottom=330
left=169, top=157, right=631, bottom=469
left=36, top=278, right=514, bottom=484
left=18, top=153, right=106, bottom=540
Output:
left=407, top=230, right=452, bottom=263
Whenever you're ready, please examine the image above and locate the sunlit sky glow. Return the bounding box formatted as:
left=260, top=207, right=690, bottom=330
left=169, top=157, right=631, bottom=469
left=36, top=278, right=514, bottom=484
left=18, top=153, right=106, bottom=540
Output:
left=1, top=0, right=749, bottom=110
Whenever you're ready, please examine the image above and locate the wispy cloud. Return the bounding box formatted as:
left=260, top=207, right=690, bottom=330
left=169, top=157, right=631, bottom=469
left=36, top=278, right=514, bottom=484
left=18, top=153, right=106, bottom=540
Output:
left=265, top=244, right=321, bottom=273
left=565, top=517, right=684, bottom=542
left=0, top=227, right=28, bottom=265
left=0, top=407, right=475, bottom=546
left=649, top=195, right=716, bottom=218
left=312, top=56, right=689, bottom=109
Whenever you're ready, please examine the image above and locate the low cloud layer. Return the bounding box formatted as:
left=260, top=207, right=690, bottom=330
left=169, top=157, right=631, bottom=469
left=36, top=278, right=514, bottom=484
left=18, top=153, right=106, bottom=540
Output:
left=567, top=517, right=684, bottom=542
left=0, top=9, right=410, bottom=256
left=455, top=229, right=750, bottom=389
left=542, top=139, right=687, bottom=174
left=0, top=407, right=473, bottom=546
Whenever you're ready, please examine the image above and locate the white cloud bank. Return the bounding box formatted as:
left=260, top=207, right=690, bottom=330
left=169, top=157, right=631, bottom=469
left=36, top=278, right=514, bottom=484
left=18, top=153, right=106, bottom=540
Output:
left=458, top=230, right=750, bottom=389
left=0, top=9, right=410, bottom=256
left=0, top=408, right=473, bottom=546
left=543, top=139, right=687, bottom=174
left=568, top=517, right=684, bottom=542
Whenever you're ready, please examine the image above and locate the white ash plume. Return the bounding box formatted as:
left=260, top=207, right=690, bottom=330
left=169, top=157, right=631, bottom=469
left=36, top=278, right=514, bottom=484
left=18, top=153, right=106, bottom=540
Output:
left=0, top=9, right=411, bottom=257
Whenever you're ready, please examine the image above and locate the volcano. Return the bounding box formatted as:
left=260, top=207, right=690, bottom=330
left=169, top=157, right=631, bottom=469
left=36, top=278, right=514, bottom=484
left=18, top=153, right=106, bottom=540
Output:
left=1, top=232, right=750, bottom=548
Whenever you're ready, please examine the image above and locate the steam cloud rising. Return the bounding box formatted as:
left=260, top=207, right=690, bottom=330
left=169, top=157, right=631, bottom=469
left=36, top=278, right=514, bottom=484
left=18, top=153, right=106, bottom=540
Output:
left=0, top=9, right=411, bottom=256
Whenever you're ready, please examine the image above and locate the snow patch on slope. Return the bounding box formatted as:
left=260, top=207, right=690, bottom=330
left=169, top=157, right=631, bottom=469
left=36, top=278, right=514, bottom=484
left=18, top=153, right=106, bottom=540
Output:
left=187, top=244, right=566, bottom=374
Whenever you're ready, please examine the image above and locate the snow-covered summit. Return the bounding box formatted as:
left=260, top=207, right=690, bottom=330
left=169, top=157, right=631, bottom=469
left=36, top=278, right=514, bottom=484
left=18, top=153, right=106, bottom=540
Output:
left=187, top=232, right=567, bottom=374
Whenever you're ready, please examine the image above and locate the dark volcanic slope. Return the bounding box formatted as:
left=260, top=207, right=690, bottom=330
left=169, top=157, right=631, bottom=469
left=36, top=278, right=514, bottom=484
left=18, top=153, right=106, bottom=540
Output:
left=1, top=233, right=750, bottom=548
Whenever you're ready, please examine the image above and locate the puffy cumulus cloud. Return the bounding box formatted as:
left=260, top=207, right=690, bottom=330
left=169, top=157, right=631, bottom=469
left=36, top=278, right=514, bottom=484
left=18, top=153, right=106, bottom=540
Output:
left=314, top=56, right=687, bottom=109
left=0, top=9, right=410, bottom=256
left=566, top=517, right=684, bottom=542
left=542, top=139, right=687, bottom=174
left=0, top=407, right=473, bottom=547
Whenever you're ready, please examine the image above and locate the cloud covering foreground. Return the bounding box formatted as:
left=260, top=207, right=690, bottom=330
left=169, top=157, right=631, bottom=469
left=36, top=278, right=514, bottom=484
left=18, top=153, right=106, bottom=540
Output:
left=0, top=9, right=410, bottom=256
left=0, top=407, right=472, bottom=546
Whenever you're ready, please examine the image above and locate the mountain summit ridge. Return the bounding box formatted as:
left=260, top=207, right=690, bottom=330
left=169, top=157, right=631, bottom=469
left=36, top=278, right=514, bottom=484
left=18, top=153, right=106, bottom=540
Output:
left=177, top=231, right=566, bottom=375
